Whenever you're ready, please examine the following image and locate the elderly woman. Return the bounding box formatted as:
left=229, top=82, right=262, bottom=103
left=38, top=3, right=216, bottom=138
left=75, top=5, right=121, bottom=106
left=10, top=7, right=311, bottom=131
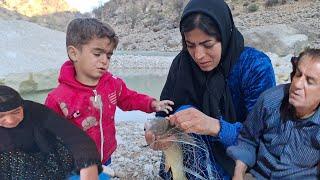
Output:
left=0, top=85, right=101, bottom=179
left=145, top=0, right=276, bottom=179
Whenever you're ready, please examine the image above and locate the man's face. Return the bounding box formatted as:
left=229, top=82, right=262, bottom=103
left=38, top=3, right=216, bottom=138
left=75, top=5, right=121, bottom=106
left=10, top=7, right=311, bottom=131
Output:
left=289, top=56, right=320, bottom=117
left=0, top=106, right=24, bottom=128
left=69, top=37, right=114, bottom=86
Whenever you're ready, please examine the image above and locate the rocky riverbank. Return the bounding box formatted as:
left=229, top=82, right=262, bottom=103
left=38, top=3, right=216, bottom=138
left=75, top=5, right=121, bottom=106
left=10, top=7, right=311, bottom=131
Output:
left=1, top=1, right=319, bottom=179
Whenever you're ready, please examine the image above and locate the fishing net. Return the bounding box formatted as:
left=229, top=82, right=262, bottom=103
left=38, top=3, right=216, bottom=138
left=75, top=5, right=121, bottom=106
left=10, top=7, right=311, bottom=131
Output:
left=145, top=117, right=223, bottom=180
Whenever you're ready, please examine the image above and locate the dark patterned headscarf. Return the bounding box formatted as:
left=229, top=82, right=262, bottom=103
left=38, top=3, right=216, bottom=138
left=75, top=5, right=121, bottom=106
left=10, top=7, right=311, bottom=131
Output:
left=0, top=85, right=24, bottom=112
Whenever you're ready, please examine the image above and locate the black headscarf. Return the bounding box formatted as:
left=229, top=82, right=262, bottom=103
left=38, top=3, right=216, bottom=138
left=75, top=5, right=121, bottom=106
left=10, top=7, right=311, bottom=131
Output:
left=157, top=0, right=244, bottom=176
left=159, top=0, right=244, bottom=122
left=0, top=85, right=24, bottom=112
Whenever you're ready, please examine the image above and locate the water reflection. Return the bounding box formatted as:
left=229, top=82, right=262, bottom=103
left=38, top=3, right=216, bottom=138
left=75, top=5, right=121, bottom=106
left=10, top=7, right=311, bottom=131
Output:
left=21, top=74, right=167, bottom=122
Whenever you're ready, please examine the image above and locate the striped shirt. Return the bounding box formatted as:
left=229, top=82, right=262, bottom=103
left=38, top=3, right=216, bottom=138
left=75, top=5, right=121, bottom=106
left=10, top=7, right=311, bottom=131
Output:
left=227, top=84, right=320, bottom=179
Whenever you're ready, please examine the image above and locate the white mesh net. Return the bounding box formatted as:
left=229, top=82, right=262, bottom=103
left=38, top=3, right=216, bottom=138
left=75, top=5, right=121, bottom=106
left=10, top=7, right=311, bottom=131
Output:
left=145, top=117, right=223, bottom=180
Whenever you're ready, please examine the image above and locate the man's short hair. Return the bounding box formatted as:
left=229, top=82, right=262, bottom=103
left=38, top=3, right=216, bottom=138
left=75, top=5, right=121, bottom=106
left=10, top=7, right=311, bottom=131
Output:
left=298, top=48, right=320, bottom=62
left=290, top=48, right=320, bottom=80
left=281, top=48, right=320, bottom=120
left=66, top=18, right=119, bottom=50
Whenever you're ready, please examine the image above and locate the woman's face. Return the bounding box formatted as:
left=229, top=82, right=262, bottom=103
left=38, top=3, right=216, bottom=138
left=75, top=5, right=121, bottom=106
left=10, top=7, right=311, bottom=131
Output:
left=0, top=106, right=24, bottom=128
left=184, top=28, right=222, bottom=72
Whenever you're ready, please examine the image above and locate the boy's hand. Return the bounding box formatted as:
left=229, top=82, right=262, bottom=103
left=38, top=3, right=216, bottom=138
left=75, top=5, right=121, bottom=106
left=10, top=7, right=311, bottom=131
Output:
left=151, top=100, right=174, bottom=114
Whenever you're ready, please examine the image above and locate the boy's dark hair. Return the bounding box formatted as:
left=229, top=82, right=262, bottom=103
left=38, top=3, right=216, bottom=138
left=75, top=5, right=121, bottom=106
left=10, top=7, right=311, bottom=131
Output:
left=66, top=18, right=119, bottom=50
left=0, top=85, right=23, bottom=112
left=180, top=13, right=221, bottom=51
left=280, top=48, right=320, bottom=120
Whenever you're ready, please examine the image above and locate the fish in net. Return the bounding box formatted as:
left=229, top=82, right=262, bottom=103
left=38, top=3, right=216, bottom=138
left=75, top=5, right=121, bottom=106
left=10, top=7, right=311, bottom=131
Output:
left=145, top=117, right=223, bottom=180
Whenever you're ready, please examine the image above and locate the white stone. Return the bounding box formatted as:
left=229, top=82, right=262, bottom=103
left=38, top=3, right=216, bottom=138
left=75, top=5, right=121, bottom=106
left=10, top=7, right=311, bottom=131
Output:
left=143, top=164, right=154, bottom=176
left=133, top=171, right=139, bottom=177
left=243, top=24, right=308, bottom=56
left=266, top=52, right=293, bottom=84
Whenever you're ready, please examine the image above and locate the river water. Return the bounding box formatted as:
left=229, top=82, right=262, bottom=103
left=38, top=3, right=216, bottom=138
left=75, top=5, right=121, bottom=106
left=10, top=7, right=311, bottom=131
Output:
left=21, top=51, right=177, bottom=122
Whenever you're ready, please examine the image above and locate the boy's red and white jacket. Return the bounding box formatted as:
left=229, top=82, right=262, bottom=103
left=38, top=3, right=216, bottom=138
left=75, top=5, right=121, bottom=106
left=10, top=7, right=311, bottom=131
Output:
left=45, top=61, right=154, bottom=163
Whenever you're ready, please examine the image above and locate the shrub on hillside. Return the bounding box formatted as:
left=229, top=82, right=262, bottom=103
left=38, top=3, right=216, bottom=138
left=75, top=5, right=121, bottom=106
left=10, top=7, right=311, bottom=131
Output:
left=265, top=0, right=287, bottom=7
left=247, top=3, right=259, bottom=12
left=265, top=0, right=279, bottom=7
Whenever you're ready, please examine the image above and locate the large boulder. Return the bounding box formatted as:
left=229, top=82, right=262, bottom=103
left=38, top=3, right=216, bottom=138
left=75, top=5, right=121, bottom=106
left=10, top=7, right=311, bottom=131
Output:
left=0, top=19, right=67, bottom=93
left=243, top=24, right=308, bottom=56
left=266, top=52, right=292, bottom=85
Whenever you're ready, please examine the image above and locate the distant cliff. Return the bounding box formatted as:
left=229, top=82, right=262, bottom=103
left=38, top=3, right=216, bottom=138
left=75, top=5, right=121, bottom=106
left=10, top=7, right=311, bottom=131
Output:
left=0, top=0, right=318, bottom=51
left=0, top=0, right=75, bottom=17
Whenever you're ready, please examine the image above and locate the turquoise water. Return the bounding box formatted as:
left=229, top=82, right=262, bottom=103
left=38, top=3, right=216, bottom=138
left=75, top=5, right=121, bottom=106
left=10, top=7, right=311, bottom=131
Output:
left=114, top=50, right=179, bottom=57
left=21, top=74, right=167, bottom=122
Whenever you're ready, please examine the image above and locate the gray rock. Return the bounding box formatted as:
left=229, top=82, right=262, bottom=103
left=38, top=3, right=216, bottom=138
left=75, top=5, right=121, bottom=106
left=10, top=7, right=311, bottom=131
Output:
left=133, top=172, right=139, bottom=177
left=152, top=25, right=163, bottom=32
left=266, top=52, right=293, bottom=84
left=243, top=24, right=308, bottom=56
left=143, top=164, right=154, bottom=176
left=167, top=38, right=180, bottom=48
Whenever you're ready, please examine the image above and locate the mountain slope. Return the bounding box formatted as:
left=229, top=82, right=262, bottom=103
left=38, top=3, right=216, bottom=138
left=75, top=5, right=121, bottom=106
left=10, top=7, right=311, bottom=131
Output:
left=0, top=0, right=75, bottom=17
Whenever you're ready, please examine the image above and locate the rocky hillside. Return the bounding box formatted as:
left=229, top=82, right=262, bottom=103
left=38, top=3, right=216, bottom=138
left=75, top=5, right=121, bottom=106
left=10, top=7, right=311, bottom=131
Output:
left=0, top=1, right=88, bottom=32
left=93, top=0, right=319, bottom=51
left=0, top=0, right=319, bottom=51
left=0, top=0, right=74, bottom=17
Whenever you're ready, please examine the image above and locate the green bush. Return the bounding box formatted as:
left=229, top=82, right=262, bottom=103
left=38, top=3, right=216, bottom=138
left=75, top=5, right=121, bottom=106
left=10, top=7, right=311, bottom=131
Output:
left=247, top=3, right=259, bottom=12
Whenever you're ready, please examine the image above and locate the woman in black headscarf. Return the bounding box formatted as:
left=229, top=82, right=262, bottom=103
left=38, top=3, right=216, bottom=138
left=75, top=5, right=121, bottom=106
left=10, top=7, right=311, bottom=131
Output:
left=0, top=85, right=101, bottom=179
left=145, top=0, right=276, bottom=179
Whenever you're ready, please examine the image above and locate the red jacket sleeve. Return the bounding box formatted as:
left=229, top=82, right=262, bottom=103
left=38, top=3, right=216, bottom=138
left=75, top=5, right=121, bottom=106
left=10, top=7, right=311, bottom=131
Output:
left=116, top=78, right=155, bottom=113
left=44, top=93, right=65, bottom=117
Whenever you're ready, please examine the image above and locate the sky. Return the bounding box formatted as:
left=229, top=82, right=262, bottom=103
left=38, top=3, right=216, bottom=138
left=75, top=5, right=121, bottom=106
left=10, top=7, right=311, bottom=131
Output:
left=65, top=0, right=109, bottom=13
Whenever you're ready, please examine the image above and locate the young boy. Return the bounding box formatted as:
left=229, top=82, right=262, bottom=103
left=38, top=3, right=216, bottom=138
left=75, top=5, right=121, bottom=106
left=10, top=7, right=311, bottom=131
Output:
left=45, top=18, right=174, bottom=166
left=0, top=85, right=101, bottom=179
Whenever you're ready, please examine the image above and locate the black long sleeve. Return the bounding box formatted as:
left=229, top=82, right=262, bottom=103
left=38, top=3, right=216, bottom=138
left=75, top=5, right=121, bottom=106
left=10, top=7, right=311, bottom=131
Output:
left=36, top=101, right=101, bottom=170
left=0, top=101, right=101, bottom=179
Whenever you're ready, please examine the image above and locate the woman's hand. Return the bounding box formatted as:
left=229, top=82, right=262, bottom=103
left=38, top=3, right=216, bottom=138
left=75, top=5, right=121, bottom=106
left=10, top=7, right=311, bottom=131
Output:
left=80, top=164, right=98, bottom=180
left=151, top=100, right=174, bottom=114
left=167, top=107, right=221, bottom=136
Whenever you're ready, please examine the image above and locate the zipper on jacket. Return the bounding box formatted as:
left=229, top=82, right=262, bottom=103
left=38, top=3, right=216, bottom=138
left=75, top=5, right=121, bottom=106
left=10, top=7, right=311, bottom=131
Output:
left=93, top=89, right=98, bottom=102
left=93, top=89, right=104, bottom=162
